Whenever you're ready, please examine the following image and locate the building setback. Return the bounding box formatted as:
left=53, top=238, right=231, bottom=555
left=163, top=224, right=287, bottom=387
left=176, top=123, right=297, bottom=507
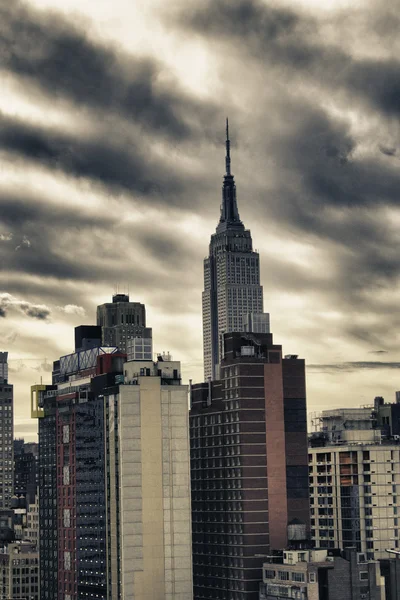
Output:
left=33, top=318, right=193, bottom=600
left=190, top=332, right=309, bottom=600
left=202, top=121, right=267, bottom=381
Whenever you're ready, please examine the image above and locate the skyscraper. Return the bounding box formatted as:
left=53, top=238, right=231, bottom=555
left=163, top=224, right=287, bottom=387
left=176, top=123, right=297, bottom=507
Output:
left=202, top=121, right=267, bottom=380
left=0, top=353, right=13, bottom=509
left=33, top=316, right=193, bottom=599
left=96, top=294, right=152, bottom=355
left=190, top=332, right=309, bottom=600
left=193, top=124, right=309, bottom=600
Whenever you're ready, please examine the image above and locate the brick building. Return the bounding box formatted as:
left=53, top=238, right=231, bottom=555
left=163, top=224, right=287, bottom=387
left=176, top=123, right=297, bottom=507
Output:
left=190, top=331, right=309, bottom=600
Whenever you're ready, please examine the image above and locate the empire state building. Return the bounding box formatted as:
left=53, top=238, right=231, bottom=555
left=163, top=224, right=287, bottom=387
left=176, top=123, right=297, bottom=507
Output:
left=202, top=121, right=269, bottom=380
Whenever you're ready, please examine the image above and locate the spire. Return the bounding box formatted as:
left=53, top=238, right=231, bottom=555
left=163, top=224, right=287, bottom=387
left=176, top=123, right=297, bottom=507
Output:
left=225, top=117, right=231, bottom=176
left=216, top=118, right=244, bottom=233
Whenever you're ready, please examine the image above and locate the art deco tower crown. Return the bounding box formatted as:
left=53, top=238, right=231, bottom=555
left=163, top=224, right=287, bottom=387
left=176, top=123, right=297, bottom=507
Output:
left=202, top=121, right=266, bottom=380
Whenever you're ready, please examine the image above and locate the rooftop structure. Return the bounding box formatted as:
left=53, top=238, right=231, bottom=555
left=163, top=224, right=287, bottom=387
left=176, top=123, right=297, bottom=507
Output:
left=260, top=547, right=385, bottom=600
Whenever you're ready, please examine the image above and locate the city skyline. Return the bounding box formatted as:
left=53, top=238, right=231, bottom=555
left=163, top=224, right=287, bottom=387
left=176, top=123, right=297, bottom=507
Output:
left=2, top=0, right=400, bottom=440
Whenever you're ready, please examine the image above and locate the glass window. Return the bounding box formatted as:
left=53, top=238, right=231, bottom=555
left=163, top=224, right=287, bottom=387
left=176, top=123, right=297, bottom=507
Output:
left=264, top=569, right=275, bottom=579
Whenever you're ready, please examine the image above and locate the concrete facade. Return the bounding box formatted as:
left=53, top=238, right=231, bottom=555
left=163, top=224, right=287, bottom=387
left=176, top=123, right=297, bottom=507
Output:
left=110, top=362, right=193, bottom=600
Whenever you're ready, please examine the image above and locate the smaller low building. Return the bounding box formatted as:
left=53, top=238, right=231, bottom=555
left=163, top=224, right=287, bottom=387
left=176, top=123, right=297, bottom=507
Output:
left=0, top=541, right=39, bottom=600
left=260, top=547, right=385, bottom=600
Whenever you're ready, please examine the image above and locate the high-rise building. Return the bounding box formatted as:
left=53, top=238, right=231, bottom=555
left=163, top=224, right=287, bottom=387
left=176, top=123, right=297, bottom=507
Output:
left=96, top=294, right=152, bottom=355
left=0, top=353, right=13, bottom=509
left=33, top=317, right=193, bottom=600
left=309, top=397, right=400, bottom=561
left=14, top=439, right=38, bottom=507
left=190, top=332, right=309, bottom=600
left=202, top=121, right=268, bottom=380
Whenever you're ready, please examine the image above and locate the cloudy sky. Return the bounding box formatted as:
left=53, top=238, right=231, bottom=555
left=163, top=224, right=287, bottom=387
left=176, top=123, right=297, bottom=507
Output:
left=2, top=0, right=400, bottom=440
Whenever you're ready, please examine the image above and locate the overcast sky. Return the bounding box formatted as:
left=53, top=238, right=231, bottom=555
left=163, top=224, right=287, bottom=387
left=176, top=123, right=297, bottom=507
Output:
left=2, top=0, right=400, bottom=440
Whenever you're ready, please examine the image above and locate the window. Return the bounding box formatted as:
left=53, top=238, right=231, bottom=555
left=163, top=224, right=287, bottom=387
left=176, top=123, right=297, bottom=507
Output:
left=63, top=466, right=70, bottom=485
left=278, top=571, right=289, bottom=581
left=309, top=572, right=316, bottom=583
left=291, top=572, right=305, bottom=582
left=63, top=509, right=70, bottom=528
left=264, top=569, right=275, bottom=579
left=360, top=572, right=369, bottom=581
left=62, top=425, right=70, bottom=444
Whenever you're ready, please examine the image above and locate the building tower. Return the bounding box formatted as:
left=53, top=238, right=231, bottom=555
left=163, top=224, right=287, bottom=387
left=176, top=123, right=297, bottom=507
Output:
left=0, top=352, right=13, bottom=509
left=96, top=294, right=152, bottom=355
left=202, top=121, right=267, bottom=380
left=33, top=316, right=193, bottom=600
left=191, top=333, right=309, bottom=600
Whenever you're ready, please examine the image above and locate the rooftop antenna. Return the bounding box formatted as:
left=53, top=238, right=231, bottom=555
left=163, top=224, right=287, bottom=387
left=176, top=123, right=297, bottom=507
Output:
left=225, top=117, right=231, bottom=176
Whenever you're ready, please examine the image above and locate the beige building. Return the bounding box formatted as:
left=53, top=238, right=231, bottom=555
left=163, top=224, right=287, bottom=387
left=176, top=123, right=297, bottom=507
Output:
left=260, top=548, right=385, bottom=600
left=309, top=440, right=400, bottom=560
left=0, top=541, right=39, bottom=600
left=105, top=356, right=193, bottom=600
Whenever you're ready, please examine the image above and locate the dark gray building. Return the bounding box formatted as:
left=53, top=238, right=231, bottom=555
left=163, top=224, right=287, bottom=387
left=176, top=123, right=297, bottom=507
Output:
left=96, top=294, right=152, bottom=355
left=0, top=352, right=13, bottom=509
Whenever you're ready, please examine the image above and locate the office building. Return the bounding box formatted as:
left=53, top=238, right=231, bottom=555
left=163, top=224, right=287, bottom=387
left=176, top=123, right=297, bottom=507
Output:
left=190, top=331, right=309, bottom=600
left=14, top=439, right=38, bottom=507
left=202, top=121, right=269, bottom=380
left=309, top=397, right=400, bottom=561
left=96, top=294, right=152, bottom=355
left=259, top=547, right=385, bottom=600
left=0, top=353, right=13, bottom=509
left=33, top=318, right=192, bottom=600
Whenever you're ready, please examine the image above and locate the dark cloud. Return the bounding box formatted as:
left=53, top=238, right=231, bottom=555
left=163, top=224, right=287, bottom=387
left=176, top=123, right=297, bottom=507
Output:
left=0, top=294, right=51, bottom=320
left=369, top=350, right=388, bottom=355
left=0, top=1, right=219, bottom=142
left=0, top=307, right=6, bottom=318
left=0, top=190, right=114, bottom=230
left=308, top=361, right=400, bottom=373
left=379, top=144, right=397, bottom=157
left=20, top=303, right=50, bottom=320
left=0, top=113, right=187, bottom=199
